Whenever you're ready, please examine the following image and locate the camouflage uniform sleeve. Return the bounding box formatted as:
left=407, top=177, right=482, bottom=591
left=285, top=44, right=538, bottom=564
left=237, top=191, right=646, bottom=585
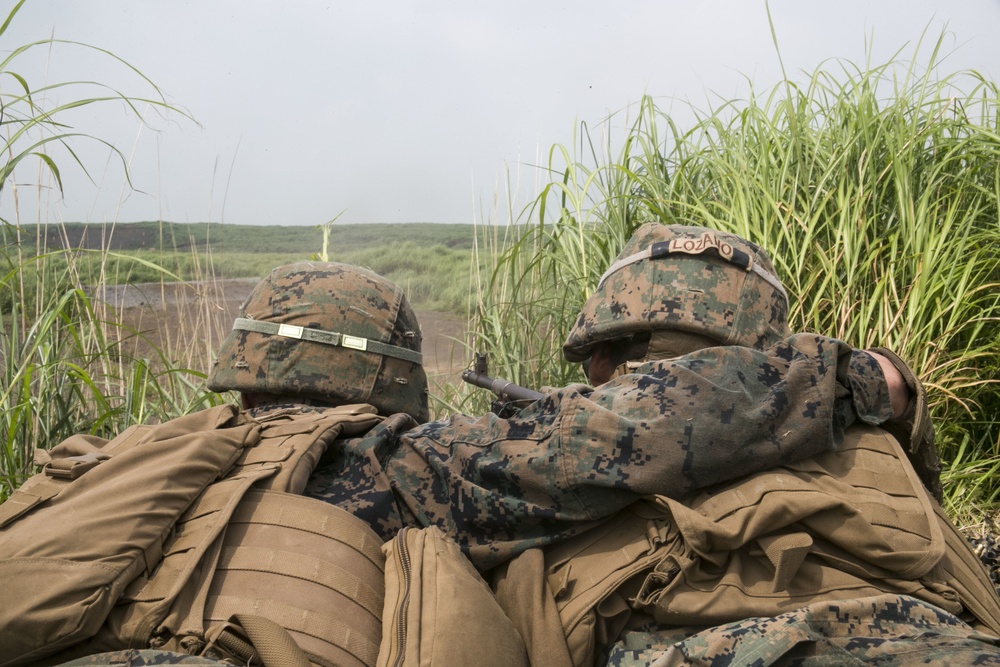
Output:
left=385, top=334, right=894, bottom=570
left=303, top=413, right=418, bottom=540
left=867, top=347, right=942, bottom=501
left=561, top=333, right=893, bottom=503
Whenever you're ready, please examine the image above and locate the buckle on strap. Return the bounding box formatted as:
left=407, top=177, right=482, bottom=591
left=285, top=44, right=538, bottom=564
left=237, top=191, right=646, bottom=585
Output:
left=43, top=452, right=111, bottom=480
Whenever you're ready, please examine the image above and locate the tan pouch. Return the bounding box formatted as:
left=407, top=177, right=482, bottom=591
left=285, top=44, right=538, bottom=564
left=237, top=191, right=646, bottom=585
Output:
left=0, top=405, right=256, bottom=666
left=377, top=526, right=529, bottom=667
left=199, top=490, right=386, bottom=667
left=492, top=548, right=575, bottom=667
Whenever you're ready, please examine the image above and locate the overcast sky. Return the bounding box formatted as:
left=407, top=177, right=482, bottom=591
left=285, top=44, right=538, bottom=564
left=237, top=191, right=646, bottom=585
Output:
left=2, top=1, right=999, bottom=227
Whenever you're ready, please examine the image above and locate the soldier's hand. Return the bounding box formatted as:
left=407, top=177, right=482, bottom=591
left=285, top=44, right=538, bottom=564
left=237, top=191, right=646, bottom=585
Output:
left=866, top=350, right=911, bottom=419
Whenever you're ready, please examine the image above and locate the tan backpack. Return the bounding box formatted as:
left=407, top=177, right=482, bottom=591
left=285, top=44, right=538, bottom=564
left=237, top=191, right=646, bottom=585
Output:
left=0, top=405, right=252, bottom=666
left=0, top=403, right=383, bottom=667
left=494, top=424, right=1000, bottom=664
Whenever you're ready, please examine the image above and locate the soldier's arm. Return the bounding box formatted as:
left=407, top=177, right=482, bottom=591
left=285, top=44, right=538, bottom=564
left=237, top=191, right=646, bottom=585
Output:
left=865, top=347, right=941, bottom=500
left=561, top=333, right=895, bottom=503
left=383, top=334, right=896, bottom=569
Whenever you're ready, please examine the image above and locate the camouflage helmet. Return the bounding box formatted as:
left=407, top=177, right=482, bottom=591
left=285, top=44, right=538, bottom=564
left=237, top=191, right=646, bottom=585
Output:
left=563, top=223, right=790, bottom=362
left=207, top=261, right=429, bottom=422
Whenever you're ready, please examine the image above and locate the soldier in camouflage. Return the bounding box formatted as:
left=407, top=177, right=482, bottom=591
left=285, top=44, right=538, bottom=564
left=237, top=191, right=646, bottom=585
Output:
left=305, top=224, right=910, bottom=572
left=549, top=223, right=1000, bottom=666
left=206, top=259, right=433, bottom=535
left=605, top=596, right=1000, bottom=666
left=39, top=262, right=431, bottom=667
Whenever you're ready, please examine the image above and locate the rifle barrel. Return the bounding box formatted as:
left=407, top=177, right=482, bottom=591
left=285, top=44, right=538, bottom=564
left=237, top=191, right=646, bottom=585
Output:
left=461, top=369, right=545, bottom=403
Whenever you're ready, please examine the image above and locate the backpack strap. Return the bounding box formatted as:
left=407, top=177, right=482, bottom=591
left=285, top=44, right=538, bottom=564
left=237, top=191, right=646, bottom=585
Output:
left=204, top=614, right=311, bottom=667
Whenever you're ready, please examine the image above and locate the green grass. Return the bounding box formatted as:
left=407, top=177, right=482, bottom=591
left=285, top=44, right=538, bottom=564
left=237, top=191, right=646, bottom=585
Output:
left=2, top=221, right=482, bottom=256
left=470, top=37, right=1000, bottom=524
left=0, top=0, right=220, bottom=496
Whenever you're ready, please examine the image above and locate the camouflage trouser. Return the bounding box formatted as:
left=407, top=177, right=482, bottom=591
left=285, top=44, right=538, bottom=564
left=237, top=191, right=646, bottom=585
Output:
left=56, top=650, right=228, bottom=666
left=604, top=594, right=1000, bottom=666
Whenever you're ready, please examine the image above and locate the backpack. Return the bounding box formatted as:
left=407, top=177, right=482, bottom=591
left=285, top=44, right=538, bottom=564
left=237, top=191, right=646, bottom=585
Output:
left=0, top=403, right=383, bottom=667
left=494, top=423, right=1000, bottom=664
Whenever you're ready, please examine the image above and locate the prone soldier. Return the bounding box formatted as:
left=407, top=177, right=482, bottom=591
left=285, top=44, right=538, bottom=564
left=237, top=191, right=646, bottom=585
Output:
left=493, top=223, right=1000, bottom=666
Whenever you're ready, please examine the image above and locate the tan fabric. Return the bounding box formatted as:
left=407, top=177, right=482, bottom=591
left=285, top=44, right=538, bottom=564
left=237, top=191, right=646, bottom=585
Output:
left=637, top=425, right=986, bottom=628
left=195, top=491, right=385, bottom=667
left=492, top=502, right=679, bottom=667
left=7, top=404, right=384, bottom=667
left=549, top=503, right=680, bottom=666
left=0, top=405, right=254, bottom=666
left=515, top=424, right=1000, bottom=662
left=493, top=548, right=575, bottom=667
left=377, top=526, right=529, bottom=667
left=231, top=403, right=381, bottom=494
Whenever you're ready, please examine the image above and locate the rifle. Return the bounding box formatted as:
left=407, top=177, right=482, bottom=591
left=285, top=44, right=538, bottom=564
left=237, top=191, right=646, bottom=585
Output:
left=461, top=352, right=544, bottom=417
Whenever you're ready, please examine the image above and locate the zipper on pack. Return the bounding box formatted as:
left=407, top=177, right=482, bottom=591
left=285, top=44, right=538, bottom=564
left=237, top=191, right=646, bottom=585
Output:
left=390, top=526, right=413, bottom=667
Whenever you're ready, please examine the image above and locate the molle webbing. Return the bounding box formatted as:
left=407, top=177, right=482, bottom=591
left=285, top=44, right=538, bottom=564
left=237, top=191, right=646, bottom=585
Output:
left=36, top=404, right=385, bottom=666
left=526, top=425, right=1000, bottom=660
left=113, top=406, right=385, bottom=665
left=203, top=490, right=385, bottom=667
left=232, top=317, right=422, bottom=365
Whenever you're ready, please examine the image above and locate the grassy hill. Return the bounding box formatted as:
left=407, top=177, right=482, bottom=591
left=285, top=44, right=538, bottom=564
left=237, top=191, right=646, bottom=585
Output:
left=1, top=221, right=489, bottom=313
left=3, top=221, right=482, bottom=255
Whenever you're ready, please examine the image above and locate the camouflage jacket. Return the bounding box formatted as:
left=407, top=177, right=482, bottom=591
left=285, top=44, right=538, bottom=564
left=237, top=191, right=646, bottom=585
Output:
left=305, top=334, right=893, bottom=571
left=603, top=594, right=1000, bottom=666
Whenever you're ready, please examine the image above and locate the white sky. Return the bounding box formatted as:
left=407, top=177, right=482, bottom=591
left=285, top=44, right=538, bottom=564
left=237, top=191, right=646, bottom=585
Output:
left=2, top=1, right=999, bottom=227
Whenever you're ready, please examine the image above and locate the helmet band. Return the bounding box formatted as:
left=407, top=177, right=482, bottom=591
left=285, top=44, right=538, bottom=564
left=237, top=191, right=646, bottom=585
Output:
left=598, top=235, right=787, bottom=302
left=232, top=317, right=423, bottom=365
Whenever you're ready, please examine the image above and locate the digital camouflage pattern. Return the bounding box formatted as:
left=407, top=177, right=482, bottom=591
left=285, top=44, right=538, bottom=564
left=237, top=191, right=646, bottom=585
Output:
left=604, top=595, right=1000, bottom=666
left=306, top=334, right=893, bottom=571
left=55, top=650, right=229, bottom=666
left=207, top=261, right=429, bottom=422
left=563, top=223, right=790, bottom=362
left=971, top=530, right=1000, bottom=593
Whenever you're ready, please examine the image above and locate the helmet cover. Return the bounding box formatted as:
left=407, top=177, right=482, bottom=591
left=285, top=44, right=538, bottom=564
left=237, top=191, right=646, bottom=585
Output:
left=563, top=223, right=790, bottom=362
left=208, top=261, right=429, bottom=422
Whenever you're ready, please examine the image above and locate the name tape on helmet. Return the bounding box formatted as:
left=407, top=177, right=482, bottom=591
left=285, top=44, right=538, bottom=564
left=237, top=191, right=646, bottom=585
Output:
left=653, top=234, right=751, bottom=269
left=231, top=317, right=422, bottom=365
left=597, top=232, right=787, bottom=302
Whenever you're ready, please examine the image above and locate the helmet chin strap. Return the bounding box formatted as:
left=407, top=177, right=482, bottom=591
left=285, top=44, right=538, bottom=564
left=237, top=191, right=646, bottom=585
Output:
left=609, top=330, right=719, bottom=380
